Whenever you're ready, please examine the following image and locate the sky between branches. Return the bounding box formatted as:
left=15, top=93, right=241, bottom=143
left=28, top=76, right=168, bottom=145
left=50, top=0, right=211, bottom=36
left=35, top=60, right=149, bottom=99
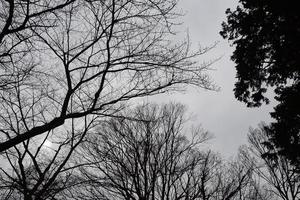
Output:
left=149, top=0, right=276, bottom=157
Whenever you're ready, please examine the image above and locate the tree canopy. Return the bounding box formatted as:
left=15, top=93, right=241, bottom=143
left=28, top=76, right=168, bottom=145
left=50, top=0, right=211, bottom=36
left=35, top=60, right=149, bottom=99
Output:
left=0, top=1, right=216, bottom=199
left=221, top=0, right=300, bottom=169
left=0, top=0, right=214, bottom=152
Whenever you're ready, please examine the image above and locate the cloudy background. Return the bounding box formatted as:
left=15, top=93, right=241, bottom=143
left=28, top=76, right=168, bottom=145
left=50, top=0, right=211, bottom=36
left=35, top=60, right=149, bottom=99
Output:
left=151, top=0, right=275, bottom=157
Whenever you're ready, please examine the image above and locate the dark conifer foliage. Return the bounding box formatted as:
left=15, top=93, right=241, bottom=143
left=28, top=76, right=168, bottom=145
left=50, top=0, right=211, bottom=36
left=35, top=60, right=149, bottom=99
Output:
left=221, top=0, right=300, bottom=169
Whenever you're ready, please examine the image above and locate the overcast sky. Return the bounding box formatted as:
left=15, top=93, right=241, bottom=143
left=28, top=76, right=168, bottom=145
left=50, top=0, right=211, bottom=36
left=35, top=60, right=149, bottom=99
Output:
left=150, top=0, right=275, bottom=157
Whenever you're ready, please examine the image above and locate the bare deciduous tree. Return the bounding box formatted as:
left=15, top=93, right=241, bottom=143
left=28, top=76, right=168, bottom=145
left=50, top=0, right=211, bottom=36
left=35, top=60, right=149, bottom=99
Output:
left=0, top=1, right=215, bottom=197
left=70, top=103, right=253, bottom=200
left=75, top=103, right=210, bottom=200
left=240, top=124, right=300, bottom=200
left=0, top=0, right=215, bottom=152
left=0, top=0, right=84, bottom=95
left=0, top=116, right=95, bottom=200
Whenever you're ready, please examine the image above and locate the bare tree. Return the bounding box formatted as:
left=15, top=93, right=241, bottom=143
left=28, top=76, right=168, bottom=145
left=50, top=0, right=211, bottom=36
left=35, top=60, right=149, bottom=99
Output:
left=73, top=103, right=209, bottom=200
left=240, top=124, right=300, bottom=200
left=0, top=1, right=215, bottom=197
left=69, top=103, right=253, bottom=200
left=194, top=151, right=258, bottom=200
left=0, top=0, right=215, bottom=152
left=0, top=0, right=77, bottom=91
left=0, top=115, right=96, bottom=200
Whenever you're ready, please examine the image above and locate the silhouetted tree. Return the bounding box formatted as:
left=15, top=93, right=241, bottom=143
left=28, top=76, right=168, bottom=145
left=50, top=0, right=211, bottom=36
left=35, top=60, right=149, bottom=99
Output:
left=0, top=116, right=94, bottom=200
left=0, top=1, right=76, bottom=90
left=1, top=1, right=217, bottom=198
left=71, top=103, right=253, bottom=200
left=0, top=1, right=216, bottom=196
left=220, top=0, right=300, bottom=169
left=75, top=103, right=210, bottom=200
left=239, top=125, right=300, bottom=200
left=0, top=0, right=215, bottom=152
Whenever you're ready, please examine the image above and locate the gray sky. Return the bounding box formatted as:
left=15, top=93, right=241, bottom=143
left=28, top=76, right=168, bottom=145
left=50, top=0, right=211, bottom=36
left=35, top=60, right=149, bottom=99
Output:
left=151, top=0, right=275, bottom=157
